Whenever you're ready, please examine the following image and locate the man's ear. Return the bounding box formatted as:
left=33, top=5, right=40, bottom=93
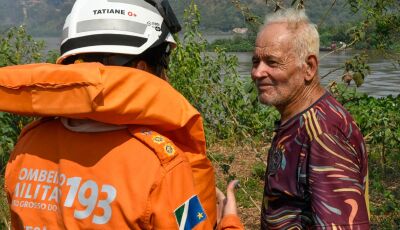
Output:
left=304, top=54, right=318, bottom=81
left=135, top=60, right=150, bottom=72
left=134, top=60, right=168, bottom=81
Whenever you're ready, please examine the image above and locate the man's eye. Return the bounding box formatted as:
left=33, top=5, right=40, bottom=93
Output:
left=252, top=58, right=260, bottom=65
left=267, top=60, right=278, bottom=66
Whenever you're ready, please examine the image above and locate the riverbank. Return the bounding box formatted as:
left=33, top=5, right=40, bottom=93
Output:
left=36, top=36, right=399, bottom=98
left=233, top=50, right=400, bottom=98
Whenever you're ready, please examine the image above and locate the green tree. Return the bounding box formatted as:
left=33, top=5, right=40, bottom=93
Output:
left=0, top=25, right=47, bottom=161
left=168, top=1, right=278, bottom=142
left=0, top=24, right=59, bottom=230
left=0, top=26, right=45, bottom=66
left=0, top=24, right=60, bottom=160
left=0, top=26, right=55, bottom=170
left=228, top=0, right=400, bottom=87
left=347, top=0, right=400, bottom=54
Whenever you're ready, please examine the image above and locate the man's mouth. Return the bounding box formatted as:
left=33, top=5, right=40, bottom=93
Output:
left=256, top=81, right=274, bottom=90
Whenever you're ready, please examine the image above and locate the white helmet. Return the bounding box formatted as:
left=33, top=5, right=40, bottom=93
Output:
left=57, top=0, right=181, bottom=64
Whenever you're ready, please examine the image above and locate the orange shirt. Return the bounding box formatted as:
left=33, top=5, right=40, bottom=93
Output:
left=1, top=63, right=244, bottom=229
left=6, top=118, right=215, bottom=229
left=0, top=63, right=223, bottom=229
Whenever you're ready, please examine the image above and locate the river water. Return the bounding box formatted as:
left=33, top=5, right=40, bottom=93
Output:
left=39, top=36, right=399, bottom=98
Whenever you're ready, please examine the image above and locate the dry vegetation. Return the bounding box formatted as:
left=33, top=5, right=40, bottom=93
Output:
left=209, top=143, right=270, bottom=229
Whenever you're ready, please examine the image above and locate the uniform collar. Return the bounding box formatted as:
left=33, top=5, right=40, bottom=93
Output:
left=61, top=118, right=126, bottom=133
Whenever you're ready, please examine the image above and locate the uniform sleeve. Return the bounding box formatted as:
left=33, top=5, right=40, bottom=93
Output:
left=309, top=132, right=369, bottom=229
left=143, top=154, right=215, bottom=229
left=217, top=214, right=244, bottom=230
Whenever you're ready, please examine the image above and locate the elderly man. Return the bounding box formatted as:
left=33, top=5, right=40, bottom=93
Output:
left=251, top=9, right=370, bottom=229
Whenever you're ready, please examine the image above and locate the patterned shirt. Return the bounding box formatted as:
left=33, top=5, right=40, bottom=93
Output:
left=261, top=93, right=369, bottom=229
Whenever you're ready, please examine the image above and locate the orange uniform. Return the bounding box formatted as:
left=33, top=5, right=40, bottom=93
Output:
left=6, top=119, right=213, bottom=229
left=0, top=63, right=236, bottom=229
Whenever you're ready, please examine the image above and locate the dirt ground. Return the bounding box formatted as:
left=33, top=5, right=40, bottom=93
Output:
left=209, top=143, right=270, bottom=229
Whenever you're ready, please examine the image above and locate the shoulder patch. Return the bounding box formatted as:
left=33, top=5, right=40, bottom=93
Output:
left=174, top=195, right=207, bottom=230
left=129, top=127, right=180, bottom=164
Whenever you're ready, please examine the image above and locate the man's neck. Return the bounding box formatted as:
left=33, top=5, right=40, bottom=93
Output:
left=277, top=83, right=325, bottom=124
left=61, top=118, right=126, bottom=133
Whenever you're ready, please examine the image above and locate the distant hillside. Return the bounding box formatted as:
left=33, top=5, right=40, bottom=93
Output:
left=169, top=0, right=358, bottom=32
left=0, top=0, right=358, bottom=36
left=0, top=0, right=74, bottom=36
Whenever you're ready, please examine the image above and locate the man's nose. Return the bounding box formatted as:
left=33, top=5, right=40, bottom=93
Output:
left=251, top=61, right=269, bottom=81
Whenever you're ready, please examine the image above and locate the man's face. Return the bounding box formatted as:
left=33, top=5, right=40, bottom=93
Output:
left=251, top=23, right=306, bottom=107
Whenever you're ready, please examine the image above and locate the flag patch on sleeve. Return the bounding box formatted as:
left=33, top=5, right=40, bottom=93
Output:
left=174, top=195, right=207, bottom=230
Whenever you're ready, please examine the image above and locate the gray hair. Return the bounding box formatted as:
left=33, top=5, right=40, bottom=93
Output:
left=263, top=8, right=320, bottom=62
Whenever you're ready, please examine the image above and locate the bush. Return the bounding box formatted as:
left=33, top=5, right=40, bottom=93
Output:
left=0, top=26, right=52, bottom=171
left=346, top=95, right=400, bottom=172
left=207, top=35, right=255, bottom=52
left=330, top=84, right=400, bottom=228
left=168, top=1, right=278, bottom=143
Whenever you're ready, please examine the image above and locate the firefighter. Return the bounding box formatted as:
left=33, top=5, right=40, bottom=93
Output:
left=1, top=0, right=242, bottom=229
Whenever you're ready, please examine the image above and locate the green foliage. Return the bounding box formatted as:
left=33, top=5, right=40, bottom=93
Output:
left=328, top=82, right=365, bottom=104
left=0, top=0, right=362, bottom=37
left=235, top=176, right=263, bottom=209
left=0, top=26, right=57, bottom=171
left=0, top=0, right=74, bottom=37
left=369, top=166, right=400, bottom=229
left=170, top=0, right=263, bottom=33
left=330, top=85, right=400, bottom=170
left=0, top=26, right=46, bottom=170
left=0, top=177, right=9, bottom=230
left=230, top=0, right=262, bottom=35
left=0, top=24, right=55, bottom=228
left=0, top=113, right=31, bottom=229
left=210, top=23, right=357, bottom=52
left=370, top=176, right=400, bottom=213
left=345, top=95, right=400, bottom=170
left=319, top=24, right=354, bottom=48
left=251, top=161, right=265, bottom=180
left=223, top=0, right=399, bottom=89
left=346, top=0, right=400, bottom=53
left=207, top=35, right=254, bottom=52
left=0, top=26, right=47, bottom=171
left=0, top=114, right=33, bottom=170
left=45, top=49, right=60, bottom=64
left=168, top=1, right=278, bottom=142
left=343, top=53, right=371, bottom=87
left=0, top=26, right=45, bottom=66
left=209, top=152, right=237, bottom=182
left=330, top=85, right=400, bottom=227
